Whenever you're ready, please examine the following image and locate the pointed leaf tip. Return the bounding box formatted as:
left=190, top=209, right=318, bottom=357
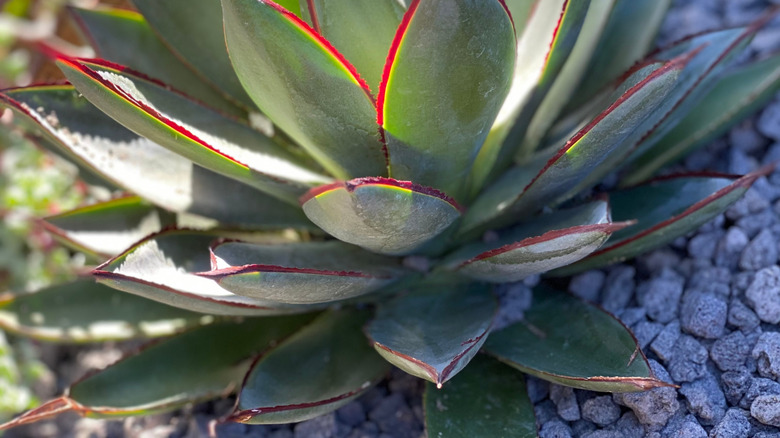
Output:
left=0, top=397, right=79, bottom=430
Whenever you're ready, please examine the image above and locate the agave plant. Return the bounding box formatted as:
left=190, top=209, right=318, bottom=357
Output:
left=1, top=0, right=780, bottom=435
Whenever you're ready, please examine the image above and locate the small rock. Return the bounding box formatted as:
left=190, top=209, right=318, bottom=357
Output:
left=710, top=408, right=751, bottom=438
left=688, top=266, right=731, bottom=298
left=711, top=331, right=752, bottom=371
left=368, top=394, right=417, bottom=438
left=336, top=402, right=365, bottom=428
left=636, top=269, right=685, bottom=323
left=740, top=378, right=780, bottom=410
left=752, top=332, right=780, bottom=380
left=493, top=283, right=533, bottom=330
left=294, top=413, right=337, bottom=438
left=679, top=374, right=727, bottom=425
left=581, top=396, right=621, bottom=426
left=758, top=99, right=780, bottom=141
left=538, top=420, right=572, bottom=438
left=728, top=299, right=761, bottom=332
left=687, top=231, right=722, bottom=261
left=651, top=321, right=681, bottom=363
left=633, top=321, right=663, bottom=349
left=726, top=188, right=769, bottom=221
left=549, top=385, right=580, bottom=422
left=668, top=415, right=707, bottom=438
left=731, top=119, right=767, bottom=153
left=737, top=211, right=775, bottom=239
left=740, top=229, right=778, bottom=270
left=721, top=368, right=752, bottom=406
left=668, top=335, right=708, bottom=383
left=615, top=412, right=644, bottom=437
left=569, top=271, right=605, bottom=302
left=620, top=307, right=646, bottom=327
left=526, top=377, right=549, bottom=404
left=614, top=361, right=678, bottom=429
left=534, top=400, right=559, bottom=425
left=751, top=395, right=780, bottom=427
left=680, top=291, right=727, bottom=339
left=745, top=266, right=780, bottom=323
left=580, top=430, right=621, bottom=438
left=733, top=271, right=755, bottom=293
left=570, top=419, right=597, bottom=437
left=715, top=227, right=749, bottom=269
left=728, top=148, right=758, bottom=174
left=602, top=266, right=635, bottom=313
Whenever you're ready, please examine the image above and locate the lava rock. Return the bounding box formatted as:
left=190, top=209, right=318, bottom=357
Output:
left=668, top=335, right=708, bottom=383
left=740, top=229, right=778, bottom=271
left=721, top=368, right=752, bottom=406
left=538, top=420, right=572, bottom=438
left=751, top=395, right=780, bottom=427
left=636, top=269, right=685, bottom=323
left=651, top=321, right=682, bottom=363
left=549, top=385, right=580, bottom=422
left=710, top=408, right=752, bottom=438
left=710, top=331, right=752, bottom=371
left=752, top=332, right=780, bottom=380
left=678, top=373, right=727, bottom=425
left=680, top=291, right=727, bottom=339
left=687, top=231, right=722, bottom=261
left=569, top=270, right=605, bottom=302
left=633, top=321, right=663, bottom=349
left=293, top=413, right=337, bottom=438
left=728, top=298, right=761, bottom=332
left=581, top=396, right=621, bottom=426
left=602, top=266, right=635, bottom=314
left=367, top=394, right=418, bottom=438
left=758, top=99, right=780, bottom=141
left=613, top=361, right=678, bottom=429
left=745, top=266, right=780, bottom=324
left=336, top=402, right=366, bottom=428
left=740, top=378, right=780, bottom=410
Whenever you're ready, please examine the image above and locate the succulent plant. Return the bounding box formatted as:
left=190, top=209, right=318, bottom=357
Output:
left=1, top=0, right=780, bottom=435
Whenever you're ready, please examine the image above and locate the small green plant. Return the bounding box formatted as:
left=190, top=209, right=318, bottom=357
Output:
left=1, top=0, right=779, bottom=435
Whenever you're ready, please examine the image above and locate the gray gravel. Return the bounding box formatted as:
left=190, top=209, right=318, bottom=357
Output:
left=5, top=0, right=780, bottom=437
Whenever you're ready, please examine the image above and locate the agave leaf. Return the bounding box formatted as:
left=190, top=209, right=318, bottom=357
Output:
left=366, top=283, right=496, bottom=387
left=462, top=58, right=684, bottom=235
left=469, top=0, right=590, bottom=193
left=566, top=0, right=672, bottom=112
left=222, top=0, right=385, bottom=180
left=231, top=309, right=390, bottom=424
left=485, top=286, right=670, bottom=392
left=628, top=24, right=765, bottom=163
left=0, top=315, right=315, bottom=429
left=424, top=355, right=537, bottom=438
left=503, top=0, right=536, bottom=32
left=41, top=196, right=167, bottom=258
left=301, top=177, right=462, bottom=255
left=57, top=58, right=330, bottom=204
left=447, top=200, right=631, bottom=283
left=0, top=86, right=313, bottom=230
left=131, top=0, right=256, bottom=109
left=69, top=6, right=244, bottom=118
left=626, top=53, right=780, bottom=185
left=200, top=240, right=406, bottom=305
left=521, top=0, right=616, bottom=151
left=378, top=0, right=515, bottom=201
left=552, top=168, right=771, bottom=276
left=0, top=278, right=206, bottom=343
left=299, top=0, right=404, bottom=90
left=94, top=230, right=323, bottom=316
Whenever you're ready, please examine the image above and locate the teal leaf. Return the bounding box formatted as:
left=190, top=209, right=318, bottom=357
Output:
left=366, top=283, right=496, bottom=386
left=58, top=58, right=330, bottom=204
left=94, top=229, right=323, bottom=316
left=0, top=85, right=313, bottom=230
left=42, top=196, right=166, bottom=258
left=222, top=0, right=385, bottom=179
left=0, top=278, right=206, bottom=343
left=448, top=200, right=630, bottom=283
left=69, top=6, right=244, bottom=118
left=200, top=240, right=406, bottom=304
left=132, top=0, right=257, bottom=109
left=552, top=168, right=771, bottom=276
left=0, top=315, right=315, bottom=428
left=301, top=177, right=462, bottom=255
left=485, top=286, right=670, bottom=392
left=299, top=0, right=404, bottom=91
left=378, top=0, right=515, bottom=201
left=231, top=309, right=390, bottom=424
left=424, top=355, right=537, bottom=438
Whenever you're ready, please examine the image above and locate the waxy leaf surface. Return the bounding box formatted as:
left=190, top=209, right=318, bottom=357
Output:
left=554, top=170, right=768, bottom=275
left=366, top=284, right=496, bottom=386
left=94, top=230, right=320, bottom=316
left=301, top=177, right=462, bottom=255
left=379, top=0, right=515, bottom=201
left=222, top=0, right=385, bottom=179
left=0, top=278, right=204, bottom=343
left=233, top=310, right=390, bottom=424
left=0, top=315, right=315, bottom=429
left=424, top=355, right=537, bottom=438
left=449, top=200, right=628, bottom=283
left=463, top=59, right=683, bottom=234
left=627, top=53, right=780, bottom=183
left=70, top=6, right=243, bottom=117
left=0, top=86, right=312, bottom=229
left=485, top=286, right=668, bottom=392
left=58, top=59, right=329, bottom=204
left=201, top=240, right=405, bottom=304
left=300, top=0, right=404, bottom=90
left=132, top=0, right=256, bottom=108
left=42, top=197, right=165, bottom=258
